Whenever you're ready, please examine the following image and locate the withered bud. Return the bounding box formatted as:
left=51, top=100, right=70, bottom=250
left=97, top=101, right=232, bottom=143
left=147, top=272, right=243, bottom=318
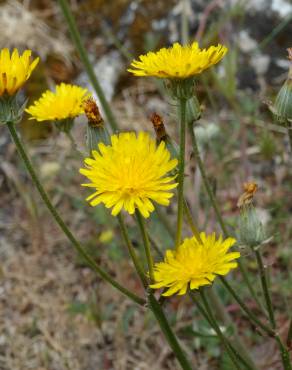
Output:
left=83, top=98, right=104, bottom=127
left=237, top=181, right=258, bottom=209
left=150, top=112, right=168, bottom=143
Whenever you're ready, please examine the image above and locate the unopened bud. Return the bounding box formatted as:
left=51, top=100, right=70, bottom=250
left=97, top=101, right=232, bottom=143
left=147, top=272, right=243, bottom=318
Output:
left=83, top=98, right=104, bottom=128
left=237, top=207, right=267, bottom=248
left=273, top=48, right=292, bottom=126
left=149, top=112, right=179, bottom=161
left=84, top=98, right=109, bottom=154
left=237, top=182, right=258, bottom=209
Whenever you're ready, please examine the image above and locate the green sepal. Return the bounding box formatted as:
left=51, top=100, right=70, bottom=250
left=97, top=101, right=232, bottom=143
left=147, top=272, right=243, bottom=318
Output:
left=86, top=124, right=110, bottom=155
left=237, top=206, right=267, bottom=248
left=274, top=78, right=292, bottom=127
left=54, top=118, right=74, bottom=133
left=165, top=77, right=196, bottom=100
left=0, top=94, right=27, bottom=125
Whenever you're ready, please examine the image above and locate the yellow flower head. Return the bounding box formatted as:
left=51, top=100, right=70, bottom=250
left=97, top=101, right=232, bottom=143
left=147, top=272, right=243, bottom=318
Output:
left=25, top=83, right=90, bottom=122
left=0, top=48, right=39, bottom=97
left=80, top=132, right=178, bottom=218
left=150, top=232, right=240, bottom=296
left=128, top=42, right=228, bottom=79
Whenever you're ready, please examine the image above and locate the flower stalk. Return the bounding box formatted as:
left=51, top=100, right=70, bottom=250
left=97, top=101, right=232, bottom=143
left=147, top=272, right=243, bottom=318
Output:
left=188, top=123, right=228, bottom=236
left=148, top=293, right=192, bottom=370
left=219, top=276, right=274, bottom=336
left=253, top=249, right=275, bottom=328
left=253, top=248, right=292, bottom=370
left=135, top=210, right=155, bottom=282
left=287, top=125, right=292, bottom=153
left=175, top=97, right=187, bottom=249
left=7, top=121, right=145, bottom=307
left=117, top=214, right=148, bottom=287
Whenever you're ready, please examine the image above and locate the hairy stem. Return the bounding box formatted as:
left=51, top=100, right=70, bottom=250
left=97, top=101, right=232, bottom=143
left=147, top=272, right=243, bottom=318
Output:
left=219, top=277, right=274, bottom=336
left=117, top=214, right=148, bottom=287
left=175, top=98, right=187, bottom=249
left=148, top=293, right=193, bottom=370
left=253, top=248, right=292, bottom=370
left=135, top=210, right=154, bottom=282
left=254, top=249, right=275, bottom=328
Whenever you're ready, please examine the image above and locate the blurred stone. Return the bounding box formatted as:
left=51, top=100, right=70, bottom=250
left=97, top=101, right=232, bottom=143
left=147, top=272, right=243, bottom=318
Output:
left=250, top=53, right=270, bottom=75
left=238, top=30, right=258, bottom=53
left=78, top=51, right=124, bottom=109
left=232, top=0, right=292, bottom=17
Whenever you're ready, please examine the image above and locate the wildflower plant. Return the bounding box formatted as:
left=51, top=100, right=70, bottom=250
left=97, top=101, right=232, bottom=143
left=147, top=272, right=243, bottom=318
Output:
left=3, top=1, right=292, bottom=369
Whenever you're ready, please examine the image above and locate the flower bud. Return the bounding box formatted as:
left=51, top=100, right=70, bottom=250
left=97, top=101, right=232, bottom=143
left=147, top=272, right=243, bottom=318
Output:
left=149, top=112, right=178, bottom=161
left=165, top=77, right=196, bottom=100
left=273, top=48, right=292, bottom=126
left=237, top=207, right=267, bottom=248
left=83, top=98, right=110, bottom=154
left=84, top=97, right=104, bottom=128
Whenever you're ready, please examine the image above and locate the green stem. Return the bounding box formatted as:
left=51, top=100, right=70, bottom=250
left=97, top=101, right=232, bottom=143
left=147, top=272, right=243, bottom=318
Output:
left=135, top=210, right=154, bottom=282
left=219, top=277, right=274, bottom=336
left=253, top=249, right=275, bottom=328
left=287, top=318, right=292, bottom=348
left=190, top=293, right=255, bottom=370
left=275, top=336, right=292, bottom=370
left=253, top=248, right=292, bottom=370
left=117, top=214, right=148, bottom=287
left=65, top=131, right=84, bottom=159
left=287, top=127, right=292, bottom=154
left=148, top=293, right=192, bottom=370
left=181, top=0, right=189, bottom=45
left=183, top=199, right=202, bottom=243
left=188, top=124, right=228, bottom=236
left=7, top=122, right=144, bottom=306
left=188, top=123, right=267, bottom=315
left=200, top=289, right=243, bottom=370
left=57, top=0, right=118, bottom=132
left=175, top=98, right=187, bottom=249
left=238, top=259, right=268, bottom=316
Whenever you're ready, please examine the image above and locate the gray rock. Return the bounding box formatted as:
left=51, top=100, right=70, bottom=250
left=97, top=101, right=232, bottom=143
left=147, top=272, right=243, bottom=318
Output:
left=77, top=51, right=124, bottom=109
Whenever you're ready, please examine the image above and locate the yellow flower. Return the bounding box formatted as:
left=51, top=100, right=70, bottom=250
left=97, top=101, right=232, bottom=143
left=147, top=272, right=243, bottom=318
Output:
left=80, top=132, right=178, bottom=218
left=0, top=48, right=39, bottom=97
left=150, top=232, right=240, bottom=296
left=26, top=83, right=90, bottom=122
left=128, top=42, right=227, bottom=79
